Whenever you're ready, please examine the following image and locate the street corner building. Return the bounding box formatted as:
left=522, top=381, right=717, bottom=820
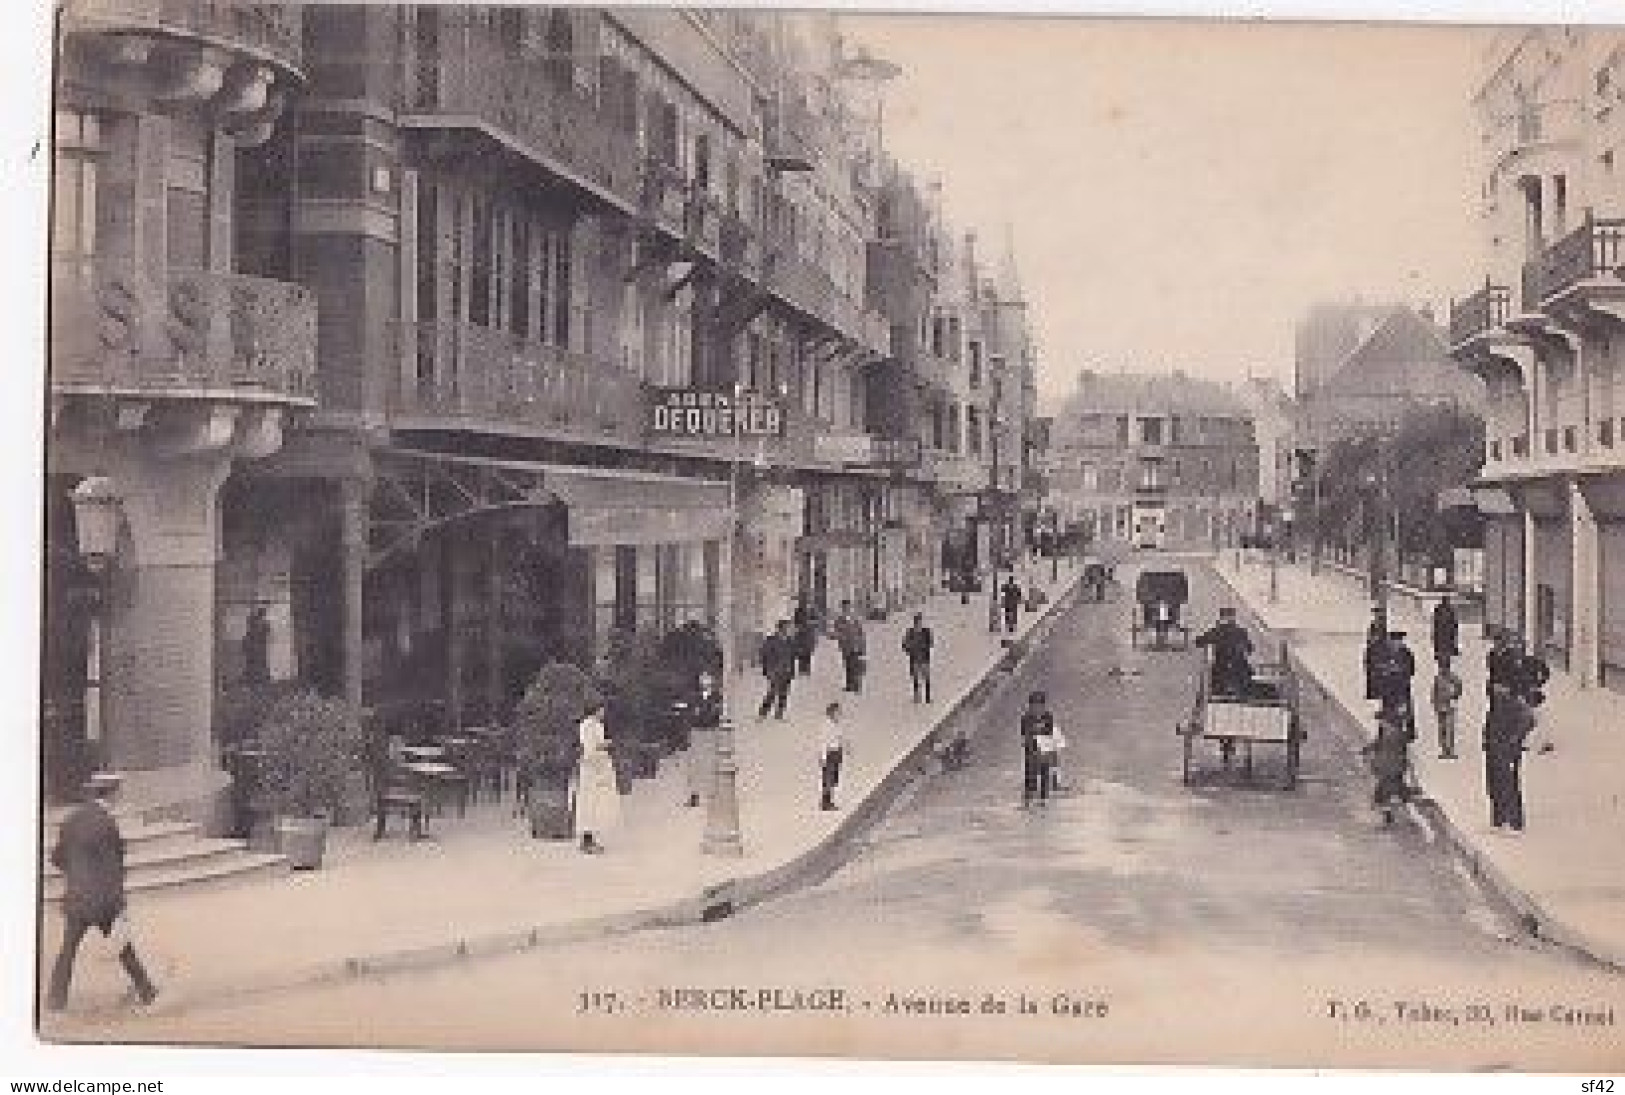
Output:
left=41, top=4, right=1043, bottom=844
left=1445, top=27, right=1625, bottom=692
left=1037, top=371, right=1262, bottom=553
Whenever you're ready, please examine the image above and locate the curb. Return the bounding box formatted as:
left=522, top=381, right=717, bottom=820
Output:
left=1210, top=563, right=1625, bottom=975
left=74, top=569, right=1085, bottom=1023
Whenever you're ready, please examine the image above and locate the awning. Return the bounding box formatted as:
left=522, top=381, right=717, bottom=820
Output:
left=1471, top=487, right=1518, bottom=516
left=548, top=467, right=732, bottom=546
left=1435, top=487, right=1477, bottom=510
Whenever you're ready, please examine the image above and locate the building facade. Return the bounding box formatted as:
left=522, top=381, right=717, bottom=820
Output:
left=1295, top=303, right=1483, bottom=454
left=1041, top=371, right=1259, bottom=552
left=44, top=3, right=1042, bottom=819
left=1446, top=26, right=1625, bottom=692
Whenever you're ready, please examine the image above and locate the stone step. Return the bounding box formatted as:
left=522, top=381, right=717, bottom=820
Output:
left=42, top=818, right=200, bottom=861
left=43, top=837, right=286, bottom=901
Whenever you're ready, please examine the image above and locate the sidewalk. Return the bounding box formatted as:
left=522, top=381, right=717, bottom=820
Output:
left=41, top=560, right=1082, bottom=1024
left=1215, top=555, right=1625, bottom=970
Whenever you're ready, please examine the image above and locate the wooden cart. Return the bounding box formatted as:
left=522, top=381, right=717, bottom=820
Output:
left=1178, top=642, right=1305, bottom=789
left=1131, top=569, right=1191, bottom=651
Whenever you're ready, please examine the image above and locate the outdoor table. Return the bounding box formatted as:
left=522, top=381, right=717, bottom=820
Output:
left=399, top=745, right=447, bottom=762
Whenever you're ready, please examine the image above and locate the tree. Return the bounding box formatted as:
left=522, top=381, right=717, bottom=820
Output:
left=1311, top=403, right=1485, bottom=566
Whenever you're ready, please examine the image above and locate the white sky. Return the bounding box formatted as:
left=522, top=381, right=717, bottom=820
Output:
left=845, top=16, right=1494, bottom=403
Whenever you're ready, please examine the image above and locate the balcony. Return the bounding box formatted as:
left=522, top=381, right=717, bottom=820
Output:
left=403, top=51, right=639, bottom=211
left=393, top=322, right=643, bottom=446
left=1522, top=215, right=1625, bottom=308
left=683, top=190, right=724, bottom=260
left=1447, top=283, right=1512, bottom=349
left=637, top=158, right=688, bottom=239
left=51, top=259, right=316, bottom=404
left=719, top=213, right=762, bottom=281
left=65, top=0, right=303, bottom=77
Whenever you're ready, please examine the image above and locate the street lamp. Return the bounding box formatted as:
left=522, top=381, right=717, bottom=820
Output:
left=69, top=476, right=121, bottom=775
left=986, top=357, right=1007, bottom=635
left=703, top=383, right=751, bottom=858
left=702, top=152, right=812, bottom=858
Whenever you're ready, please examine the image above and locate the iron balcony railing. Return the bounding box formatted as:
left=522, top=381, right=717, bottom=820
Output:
left=65, top=0, right=303, bottom=74
left=395, top=321, right=643, bottom=443
left=406, top=45, right=640, bottom=208
left=1523, top=214, right=1625, bottom=307
left=1448, top=282, right=1512, bottom=346
left=51, top=258, right=316, bottom=401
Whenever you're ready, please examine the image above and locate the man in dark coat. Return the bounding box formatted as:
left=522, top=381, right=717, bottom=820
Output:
left=1484, top=682, right=1536, bottom=832
left=830, top=600, right=867, bottom=694
left=1195, top=607, right=1254, bottom=697
left=791, top=594, right=818, bottom=677
left=757, top=620, right=796, bottom=721
left=1374, top=631, right=1419, bottom=741
left=1000, top=575, right=1023, bottom=633
left=901, top=612, right=934, bottom=704
left=1362, top=609, right=1389, bottom=701
left=1019, top=691, right=1057, bottom=808
left=46, top=776, right=158, bottom=1012
left=1431, top=596, right=1460, bottom=670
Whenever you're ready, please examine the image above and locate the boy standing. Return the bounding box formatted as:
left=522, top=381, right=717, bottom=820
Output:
left=1431, top=663, right=1463, bottom=760
left=818, top=702, right=847, bottom=811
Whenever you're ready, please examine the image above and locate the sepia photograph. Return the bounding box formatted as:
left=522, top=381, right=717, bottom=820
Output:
left=24, top=0, right=1625, bottom=1077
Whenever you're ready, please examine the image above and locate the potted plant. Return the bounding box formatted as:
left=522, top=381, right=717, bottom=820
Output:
left=254, top=688, right=365, bottom=869
left=600, top=629, right=669, bottom=783
left=513, top=661, right=601, bottom=839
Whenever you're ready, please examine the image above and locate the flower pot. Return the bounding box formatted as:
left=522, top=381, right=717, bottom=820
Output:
left=277, top=816, right=329, bottom=870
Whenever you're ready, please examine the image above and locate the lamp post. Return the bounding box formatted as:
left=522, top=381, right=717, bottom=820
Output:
left=70, top=476, right=121, bottom=780
left=703, top=383, right=751, bottom=858
left=702, top=147, right=812, bottom=857
left=986, top=358, right=1006, bottom=635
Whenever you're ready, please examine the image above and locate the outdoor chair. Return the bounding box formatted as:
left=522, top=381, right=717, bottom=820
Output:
left=369, top=739, right=427, bottom=841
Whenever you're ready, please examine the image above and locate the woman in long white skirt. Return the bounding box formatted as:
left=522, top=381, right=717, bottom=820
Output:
left=573, top=702, right=621, bottom=854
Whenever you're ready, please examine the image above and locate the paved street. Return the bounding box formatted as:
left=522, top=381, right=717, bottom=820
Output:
left=109, top=560, right=1622, bottom=1070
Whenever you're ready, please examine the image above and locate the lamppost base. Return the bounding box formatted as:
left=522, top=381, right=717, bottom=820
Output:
left=702, top=720, right=744, bottom=858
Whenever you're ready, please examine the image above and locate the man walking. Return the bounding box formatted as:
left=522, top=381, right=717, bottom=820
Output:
left=1019, top=690, right=1058, bottom=808
left=1484, top=681, right=1535, bottom=833
left=1431, top=595, right=1460, bottom=670
left=831, top=600, right=867, bottom=694
left=901, top=612, right=934, bottom=704
left=757, top=620, right=796, bottom=721
left=817, top=702, right=846, bottom=811
left=47, top=775, right=159, bottom=1012
left=1000, top=574, right=1023, bottom=634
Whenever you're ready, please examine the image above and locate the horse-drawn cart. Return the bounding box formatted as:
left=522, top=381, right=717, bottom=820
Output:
left=1178, top=642, right=1305, bottom=789
left=1131, top=569, right=1191, bottom=650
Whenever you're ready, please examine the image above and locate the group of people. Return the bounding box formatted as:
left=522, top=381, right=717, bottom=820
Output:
left=1359, top=596, right=1549, bottom=832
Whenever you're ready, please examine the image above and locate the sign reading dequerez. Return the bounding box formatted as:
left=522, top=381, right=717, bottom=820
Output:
left=647, top=387, right=785, bottom=438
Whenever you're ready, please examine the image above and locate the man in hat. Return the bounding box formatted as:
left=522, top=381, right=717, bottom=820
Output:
left=1195, top=606, right=1254, bottom=697
left=1431, top=595, right=1460, bottom=671
left=1374, top=630, right=1419, bottom=741
left=46, top=774, right=159, bottom=1012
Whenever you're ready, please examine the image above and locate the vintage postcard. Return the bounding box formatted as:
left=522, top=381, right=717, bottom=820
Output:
left=32, top=0, right=1625, bottom=1075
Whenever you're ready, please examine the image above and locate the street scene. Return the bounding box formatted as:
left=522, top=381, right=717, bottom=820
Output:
left=34, top=1, right=1625, bottom=1074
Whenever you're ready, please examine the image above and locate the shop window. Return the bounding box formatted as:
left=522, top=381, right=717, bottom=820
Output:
left=1564, top=426, right=1578, bottom=452
left=1606, top=419, right=1619, bottom=448
left=1545, top=427, right=1559, bottom=454
left=1140, top=417, right=1164, bottom=446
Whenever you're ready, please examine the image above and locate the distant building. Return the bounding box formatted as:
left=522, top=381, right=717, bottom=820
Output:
left=1235, top=375, right=1296, bottom=515
left=1295, top=304, right=1484, bottom=453
left=1042, top=371, right=1259, bottom=551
